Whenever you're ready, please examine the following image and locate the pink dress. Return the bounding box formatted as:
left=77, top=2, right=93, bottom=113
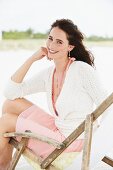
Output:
left=16, top=58, right=83, bottom=159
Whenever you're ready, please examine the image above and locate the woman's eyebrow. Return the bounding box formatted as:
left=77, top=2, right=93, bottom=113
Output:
left=48, top=35, right=64, bottom=42
left=56, top=39, right=63, bottom=42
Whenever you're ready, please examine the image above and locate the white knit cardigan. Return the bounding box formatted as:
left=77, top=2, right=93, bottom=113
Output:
left=4, top=61, right=108, bottom=138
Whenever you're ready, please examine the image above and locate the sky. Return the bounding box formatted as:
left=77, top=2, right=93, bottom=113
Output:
left=0, top=0, right=113, bottom=37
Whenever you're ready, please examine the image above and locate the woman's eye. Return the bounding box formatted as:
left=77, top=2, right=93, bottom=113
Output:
left=57, top=41, right=62, bottom=44
left=48, top=37, right=52, bottom=41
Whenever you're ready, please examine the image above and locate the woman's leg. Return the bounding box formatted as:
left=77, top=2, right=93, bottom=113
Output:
left=0, top=113, right=18, bottom=169
left=2, top=98, right=33, bottom=115
left=0, top=98, right=33, bottom=169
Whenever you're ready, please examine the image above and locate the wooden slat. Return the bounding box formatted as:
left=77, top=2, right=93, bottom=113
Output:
left=9, top=137, right=42, bottom=164
left=46, top=165, right=60, bottom=170
left=23, top=149, right=60, bottom=170
left=93, top=92, right=113, bottom=121
left=8, top=137, right=28, bottom=170
left=41, top=92, right=113, bottom=169
left=4, top=131, right=65, bottom=149
left=81, top=114, right=93, bottom=170
left=9, top=137, right=59, bottom=170
left=102, top=156, right=113, bottom=167
left=41, top=123, right=85, bottom=169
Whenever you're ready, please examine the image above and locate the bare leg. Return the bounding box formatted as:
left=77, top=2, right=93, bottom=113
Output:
left=0, top=98, right=33, bottom=170
left=0, top=113, right=18, bottom=169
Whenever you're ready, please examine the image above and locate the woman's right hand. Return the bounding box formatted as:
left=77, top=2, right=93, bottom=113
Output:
left=30, top=47, right=48, bottom=62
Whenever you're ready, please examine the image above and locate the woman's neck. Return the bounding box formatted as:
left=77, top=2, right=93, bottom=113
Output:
left=54, top=57, right=69, bottom=74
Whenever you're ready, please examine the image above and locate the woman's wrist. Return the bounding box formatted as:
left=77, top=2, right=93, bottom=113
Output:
left=27, top=55, right=39, bottom=63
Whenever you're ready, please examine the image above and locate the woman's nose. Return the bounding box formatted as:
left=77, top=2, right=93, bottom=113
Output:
left=49, top=41, right=56, bottom=49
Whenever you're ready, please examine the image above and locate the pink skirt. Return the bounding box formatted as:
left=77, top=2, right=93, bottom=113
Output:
left=16, top=105, right=83, bottom=158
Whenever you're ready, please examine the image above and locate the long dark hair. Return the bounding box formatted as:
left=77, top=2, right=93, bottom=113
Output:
left=50, top=19, right=94, bottom=67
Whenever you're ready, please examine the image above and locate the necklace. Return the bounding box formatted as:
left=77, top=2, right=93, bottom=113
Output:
left=54, top=70, right=65, bottom=97
left=52, top=63, right=68, bottom=115
left=53, top=59, right=71, bottom=100
left=52, top=57, right=75, bottom=116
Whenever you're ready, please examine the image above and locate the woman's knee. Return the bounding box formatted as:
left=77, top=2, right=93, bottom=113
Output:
left=0, top=113, right=18, bottom=132
left=2, top=99, right=18, bottom=114
left=2, top=99, right=12, bottom=114
left=2, top=98, right=33, bottom=115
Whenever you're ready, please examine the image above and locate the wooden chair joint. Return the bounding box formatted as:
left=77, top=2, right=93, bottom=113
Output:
left=8, top=137, right=28, bottom=170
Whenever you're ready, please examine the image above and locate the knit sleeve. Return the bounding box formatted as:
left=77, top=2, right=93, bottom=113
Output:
left=78, top=61, right=112, bottom=124
left=4, top=67, right=51, bottom=100
left=79, top=62, right=108, bottom=106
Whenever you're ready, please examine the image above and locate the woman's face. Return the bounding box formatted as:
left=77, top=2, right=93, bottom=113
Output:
left=46, top=27, right=73, bottom=60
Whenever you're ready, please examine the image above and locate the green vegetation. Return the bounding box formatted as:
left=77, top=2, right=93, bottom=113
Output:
left=2, top=29, right=47, bottom=40
left=2, top=29, right=113, bottom=41
left=0, top=29, right=113, bottom=51
left=85, top=35, right=113, bottom=41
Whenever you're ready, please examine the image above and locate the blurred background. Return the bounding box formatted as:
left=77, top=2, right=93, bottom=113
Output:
left=0, top=0, right=113, bottom=169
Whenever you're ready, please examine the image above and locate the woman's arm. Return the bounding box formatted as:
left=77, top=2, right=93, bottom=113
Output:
left=11, top=47, right=48, bottom=83
left=4, top=47, right=50, bottom=100
left=79, top=62, right=112, bottom=124
left=78, top=62, right=108, bottom=106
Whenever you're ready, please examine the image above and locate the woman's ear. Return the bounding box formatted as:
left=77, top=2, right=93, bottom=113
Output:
left=68, top=45, right=75, bottom=51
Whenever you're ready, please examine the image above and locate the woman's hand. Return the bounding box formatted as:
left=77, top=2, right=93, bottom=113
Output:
left=30, top=47, right=48, bottom=62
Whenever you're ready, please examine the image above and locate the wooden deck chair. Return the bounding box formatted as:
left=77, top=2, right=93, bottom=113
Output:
left=2, top=92, right=113, bottom=170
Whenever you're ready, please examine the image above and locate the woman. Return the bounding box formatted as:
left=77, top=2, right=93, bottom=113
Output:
left=0, top=19, right=111, bottom=170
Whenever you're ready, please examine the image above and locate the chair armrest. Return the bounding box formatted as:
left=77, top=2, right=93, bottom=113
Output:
left=3, top=131, right=65, bottom=149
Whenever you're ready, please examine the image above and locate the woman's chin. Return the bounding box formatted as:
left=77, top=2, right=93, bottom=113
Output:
left=48, top=53, right=60, bottom=60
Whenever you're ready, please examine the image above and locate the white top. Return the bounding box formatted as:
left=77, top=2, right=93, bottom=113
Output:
left=4, top=61, right=108, bottom=138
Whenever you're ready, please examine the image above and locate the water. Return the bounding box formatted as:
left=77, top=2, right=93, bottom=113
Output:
left=0, top=46, right=113, bottom=169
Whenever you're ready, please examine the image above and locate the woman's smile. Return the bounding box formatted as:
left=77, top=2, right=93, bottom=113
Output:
left=48, top=48, right=59, bottom=54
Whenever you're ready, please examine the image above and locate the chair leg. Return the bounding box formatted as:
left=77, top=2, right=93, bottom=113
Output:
left=102, top=156, right=113, bottom=167
left=8, top=137, right=28, bottom=170
left=81, top=114, right=93, bottom=170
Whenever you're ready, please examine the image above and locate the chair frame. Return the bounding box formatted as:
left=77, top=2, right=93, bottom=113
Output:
left=2, top=92, right=113, bottom=170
